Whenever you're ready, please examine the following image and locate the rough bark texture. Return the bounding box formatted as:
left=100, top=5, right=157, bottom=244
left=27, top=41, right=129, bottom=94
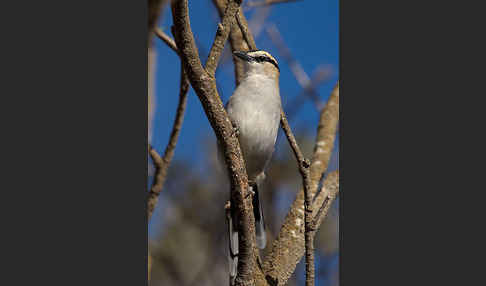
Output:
left=170, top=1, right=257, bottom=285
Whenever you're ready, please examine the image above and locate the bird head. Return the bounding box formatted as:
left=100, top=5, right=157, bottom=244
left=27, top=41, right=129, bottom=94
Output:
left=233, top=50, right=280, bottom=79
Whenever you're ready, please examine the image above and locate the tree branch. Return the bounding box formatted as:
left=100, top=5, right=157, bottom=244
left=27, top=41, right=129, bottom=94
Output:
left=155, top=28, right=179, bottom=55
left=212, top=0, right=248, bottom=85
left=205, top=0, right=243, bottom=76
left=262, top=82, right=339, bottom=285
left=147, top=65, right=189, bottom=221
left=235, top=10, right=257, bottom=50
left=309, top=82, right=339, bottom=189
left=170, top=1, right=257, bottom=285
left=280, top=110, right=315, bottom=286
left=310, top=174, right=339, bottom=230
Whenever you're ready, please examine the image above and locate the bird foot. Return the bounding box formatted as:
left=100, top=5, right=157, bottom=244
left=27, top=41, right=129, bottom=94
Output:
left=245, top=182, right=256, bottom=199
left=231, top=120, right=240, bottom=137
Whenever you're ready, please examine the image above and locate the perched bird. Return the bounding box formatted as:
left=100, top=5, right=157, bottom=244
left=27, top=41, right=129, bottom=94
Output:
left=222, top=50, right=281, bottom=285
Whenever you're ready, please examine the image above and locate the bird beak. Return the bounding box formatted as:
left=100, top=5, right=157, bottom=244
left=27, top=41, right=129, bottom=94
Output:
left=233, top=51, right=253, bottom=62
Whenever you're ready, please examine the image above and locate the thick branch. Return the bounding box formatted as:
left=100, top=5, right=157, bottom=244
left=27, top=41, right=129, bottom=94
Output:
left=171, top=1, right=257, bottom=285
left=147, top=66, right=189, bottom=221
left=263, top=82, right=339, bottom=285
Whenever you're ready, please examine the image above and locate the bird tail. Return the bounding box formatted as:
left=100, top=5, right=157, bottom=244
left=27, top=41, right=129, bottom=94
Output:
left=253, top=184, right=267, bottom=249
left=227, top=184, right=267, bottom=286
left=227, top=203, right=238, bottom=286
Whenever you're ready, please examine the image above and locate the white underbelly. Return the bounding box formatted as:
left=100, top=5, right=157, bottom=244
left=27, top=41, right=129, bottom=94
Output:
left=229, top=103, right=280, bottom=179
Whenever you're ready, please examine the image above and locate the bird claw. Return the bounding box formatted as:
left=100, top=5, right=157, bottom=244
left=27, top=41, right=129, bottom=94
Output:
left=232, top=126, right=240, bottom=137
left=245, top=182, right=256, bottom=199
left=230, top=120, right=240, bottom=137
left=246, top=188, right=255, bottom=199
left=302, top=158, right=311, bottom=168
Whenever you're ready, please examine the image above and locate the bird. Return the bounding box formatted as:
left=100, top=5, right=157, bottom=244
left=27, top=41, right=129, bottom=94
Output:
left=222, top=50, right=281, bottom=285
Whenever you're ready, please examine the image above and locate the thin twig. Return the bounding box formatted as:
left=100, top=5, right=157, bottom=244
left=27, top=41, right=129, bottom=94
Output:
left=310, top=171, right=339, bottom=230
left=235, top=11, right=257, bottom=50
left=148, top=145, right=163, bottom=220
left=147, top=65, right=189, bottom=221
left=155, top=28, right=179, bottom=54
left=280, top=110, right=315, bottom=286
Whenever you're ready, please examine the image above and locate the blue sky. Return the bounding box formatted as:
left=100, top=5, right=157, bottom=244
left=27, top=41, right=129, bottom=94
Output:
left=151, top=0, right=338, bottom=164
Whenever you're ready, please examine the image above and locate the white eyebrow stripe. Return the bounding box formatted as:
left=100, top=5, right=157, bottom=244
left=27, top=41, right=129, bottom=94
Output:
left=247, top=50, right=279, bottom=70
